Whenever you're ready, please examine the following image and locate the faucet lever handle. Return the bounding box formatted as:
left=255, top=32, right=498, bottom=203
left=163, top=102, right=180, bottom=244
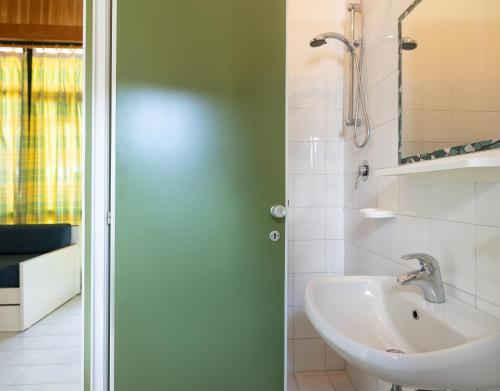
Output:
left=401, top=253, right=440, bottom=274
left=355, top=160, right=369, bottom=189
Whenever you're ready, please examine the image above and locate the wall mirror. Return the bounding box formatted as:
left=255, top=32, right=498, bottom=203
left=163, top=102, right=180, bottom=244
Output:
left=399, top=0, right=500, bottom=164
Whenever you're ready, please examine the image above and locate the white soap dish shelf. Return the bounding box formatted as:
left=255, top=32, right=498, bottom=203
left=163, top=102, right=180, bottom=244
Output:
left=359, top=208, right=396, bottom=219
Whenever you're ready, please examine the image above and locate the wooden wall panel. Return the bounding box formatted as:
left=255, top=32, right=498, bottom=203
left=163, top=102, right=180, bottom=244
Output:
left=0, top=0, right=83, bottom=43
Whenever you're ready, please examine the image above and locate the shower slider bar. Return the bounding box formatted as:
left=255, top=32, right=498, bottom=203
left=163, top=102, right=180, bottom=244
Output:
left=346, top=3, right=362, bottom=127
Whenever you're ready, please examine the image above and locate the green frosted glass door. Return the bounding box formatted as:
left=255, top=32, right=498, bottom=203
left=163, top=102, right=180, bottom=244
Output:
left=113, top=1, right=286, bottom=390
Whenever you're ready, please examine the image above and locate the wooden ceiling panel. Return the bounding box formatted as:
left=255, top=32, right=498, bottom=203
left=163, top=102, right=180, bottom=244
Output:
left=0, top=0, right=83, bottom=43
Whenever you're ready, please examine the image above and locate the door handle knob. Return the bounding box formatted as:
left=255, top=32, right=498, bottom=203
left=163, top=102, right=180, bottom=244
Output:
left=270, top=205, right=286, bottom=219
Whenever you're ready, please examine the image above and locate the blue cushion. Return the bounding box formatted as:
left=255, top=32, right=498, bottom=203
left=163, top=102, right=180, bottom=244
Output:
left=0, top=224, right=72, bottom=255
left=0, top=264, right=19, bottom=288
left=0, top=254, right=42, bottom=288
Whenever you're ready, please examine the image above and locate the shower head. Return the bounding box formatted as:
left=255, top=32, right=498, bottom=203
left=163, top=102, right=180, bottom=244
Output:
left=401, top=36, right=418, bottom=51
left=310, top=32, right=355, bottom=52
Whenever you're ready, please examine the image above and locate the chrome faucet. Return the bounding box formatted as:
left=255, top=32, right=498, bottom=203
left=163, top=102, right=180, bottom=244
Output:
left=397, top=253, right=446, bottom=303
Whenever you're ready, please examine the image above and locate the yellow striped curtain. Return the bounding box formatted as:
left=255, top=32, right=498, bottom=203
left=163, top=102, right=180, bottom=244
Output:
left=0, top=50, right=28, bottom=224
left=21, top=49, right=83, bottom=225
left=0, top=49, right=82, bottom=225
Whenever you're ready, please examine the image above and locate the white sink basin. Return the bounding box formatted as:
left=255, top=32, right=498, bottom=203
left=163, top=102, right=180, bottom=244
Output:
left=304, top=276, right=500, bottom=390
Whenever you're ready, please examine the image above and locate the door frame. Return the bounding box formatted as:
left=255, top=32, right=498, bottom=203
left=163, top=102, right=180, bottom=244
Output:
left=88, top=0, right=112, bottom=390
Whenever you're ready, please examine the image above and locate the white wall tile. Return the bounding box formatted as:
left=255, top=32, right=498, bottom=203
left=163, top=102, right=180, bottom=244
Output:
left=430, top=220, right=476, bottom=294
left=288, top=240, right=294, bottom=273
left=369, top=119, right=399, bottom=170
left=398, top=216, right=430, bottom=257
left=430, top=183, right=475, bottom=224
left=293, top=273, right=320, bottom=307
left=358, top=218, right=377, bottom=252
left=294, top=208, right=326, bottom=240
left=293, top=240, right=326, bottom=273
left=294, top=175, right=326, bottom=207
left=326, top=110, right=344, bottom=140
left=359, top=175, right=377, bottom=209
left=326, top=175, right=344, bottom=207
left=376, top=176, right=399, bottom=212
left=358, top=248, right=378, bottom=275
left=375, top=255, right=400, bottom=277
left=293, top=79, right=326, bottom=109
left=375, top=219, right=398, bottom=261
left=293, top=339, right=326, bottom=372
left=293, top=307, right=320, bottom=339
left=326, top=142, right=344, bottom=174
left=291, top=109, right=326, bottom=141
left=369, top=72, right=399, bottom=127
left=344, top=175, right=360, bottom=209
left=344, top=209, right=360, bottom=244
left=399, top=177, right=429, bottom=217
left=289, top=141, right=326, bottom=174
left=326, top=240, right=345, bottom=273
left=288, top=274, right=294, bottom=308
left=476, top=225, right=500, bottom=307
left=326, top=208, right=344, bottom=240
left=366, top=39, right=398, bottom=91
left=476, top=182, right=500, bottom=227
left=326, top=78, right=344, bottom=110
left=325, top=345, right=344, bottom=371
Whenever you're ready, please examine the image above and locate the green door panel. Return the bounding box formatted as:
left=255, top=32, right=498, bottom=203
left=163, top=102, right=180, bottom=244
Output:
left=113, top=1, right=286, bottom=390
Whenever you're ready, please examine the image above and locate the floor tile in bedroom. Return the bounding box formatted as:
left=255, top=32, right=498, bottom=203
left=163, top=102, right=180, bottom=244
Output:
left=0, top=296, right=81, bottom=389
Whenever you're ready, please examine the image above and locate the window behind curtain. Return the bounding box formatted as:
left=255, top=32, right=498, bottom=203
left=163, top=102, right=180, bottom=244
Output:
left=0, top=47, right=83, bottom=225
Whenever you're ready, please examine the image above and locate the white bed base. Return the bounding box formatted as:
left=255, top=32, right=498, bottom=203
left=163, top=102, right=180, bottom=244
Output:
left=0, top=244, right=81, bottom=332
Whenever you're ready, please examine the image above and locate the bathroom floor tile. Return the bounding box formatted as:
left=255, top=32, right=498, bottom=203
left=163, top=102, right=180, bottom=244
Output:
left=287, top=374, right=299, bottom=391
left=327, top=371, right=356, bottom=391
left=295, top=371, right=335, bottom=391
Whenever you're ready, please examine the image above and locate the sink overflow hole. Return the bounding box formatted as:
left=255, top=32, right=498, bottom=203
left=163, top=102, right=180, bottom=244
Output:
left=412, top=309, right=419, bottom=320
left=386, top=348, right=405, bottom=354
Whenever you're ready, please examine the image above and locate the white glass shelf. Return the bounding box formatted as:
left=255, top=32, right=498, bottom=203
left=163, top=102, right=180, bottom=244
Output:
left=374, top=150, right=500, bottom=184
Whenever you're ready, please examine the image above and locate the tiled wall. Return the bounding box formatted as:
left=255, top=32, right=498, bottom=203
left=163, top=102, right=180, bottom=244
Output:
left=343, top=0, right=500, bottom=390
left=286, top=0, right=346, bottom=374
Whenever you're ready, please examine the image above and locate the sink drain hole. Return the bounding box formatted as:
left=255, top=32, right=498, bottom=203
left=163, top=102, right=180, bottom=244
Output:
left=412, top=309, right=420, bottom=320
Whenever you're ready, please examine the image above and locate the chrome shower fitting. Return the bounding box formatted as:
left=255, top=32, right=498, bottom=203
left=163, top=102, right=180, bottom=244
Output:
left=355, top=160, right=369, bottom=189
left=309, top=1, right=371, bottom=149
